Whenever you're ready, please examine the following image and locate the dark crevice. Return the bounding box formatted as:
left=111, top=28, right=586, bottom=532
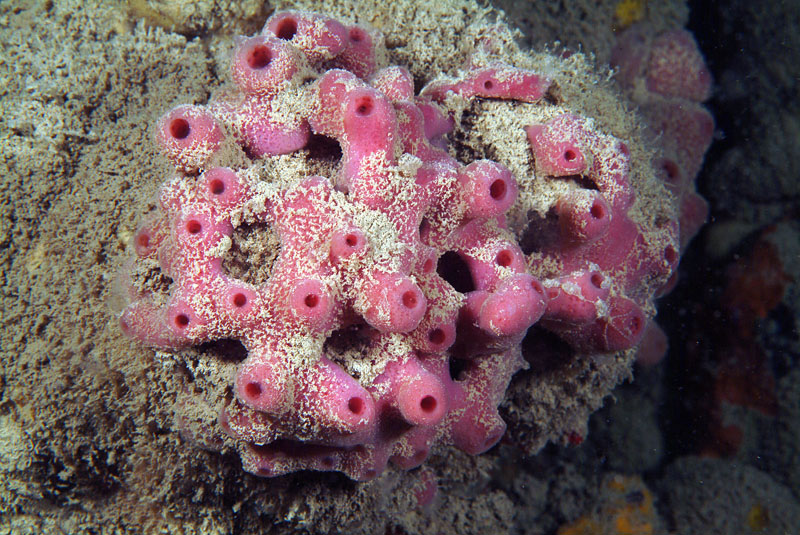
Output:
left=198, top=338, right=248, bottom=363
left=305, top=133, right=343, bottom=162
left=436, top=251, right=475, bottom=294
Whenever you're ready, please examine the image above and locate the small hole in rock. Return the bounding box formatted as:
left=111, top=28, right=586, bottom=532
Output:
left=521, top=326, right=576, bottom=374
left=418, top=218, right=430, bottom=238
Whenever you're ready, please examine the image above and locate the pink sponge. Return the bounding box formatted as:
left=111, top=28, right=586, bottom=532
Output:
left=120, top=7, right=539, bottom=477
left=609, top=24, right=714, bottom=364
left=613, top=24, right=714, bottom=255
left=119, top=9, right=688, bottom=484
left=542, top=270, right=610, bottom=326
left=358, top=271, right=427, bottom=333
left=288, top=278, right=336, bottom=330
left=555, top=190, right=613, bottom=244
left=525, top=114, right=589, bottom=177
left=156, top=105, right=224, bottom=174
left=265, top=11, right=348, bottom=62
left=645, top=30, right=712, bottom=102
left=519, top=109, right=679, bottom=353
left=643, top=100, right=714, bottom=180
left=423, top=64, right=551, bottom=103
left=477, top=274, right=547, bottom=337
left=235, top=348, right=291, bottom=415
left=378, top=357, right=447, bottom=427
left=611, top=26, right=713, bottom=102
left=231, top=36, right=300, bottom=96
left=457, top=160, right=518, bottom=219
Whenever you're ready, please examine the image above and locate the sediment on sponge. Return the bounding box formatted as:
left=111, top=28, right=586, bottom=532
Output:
left=118, top=7, right=690, bottom=484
